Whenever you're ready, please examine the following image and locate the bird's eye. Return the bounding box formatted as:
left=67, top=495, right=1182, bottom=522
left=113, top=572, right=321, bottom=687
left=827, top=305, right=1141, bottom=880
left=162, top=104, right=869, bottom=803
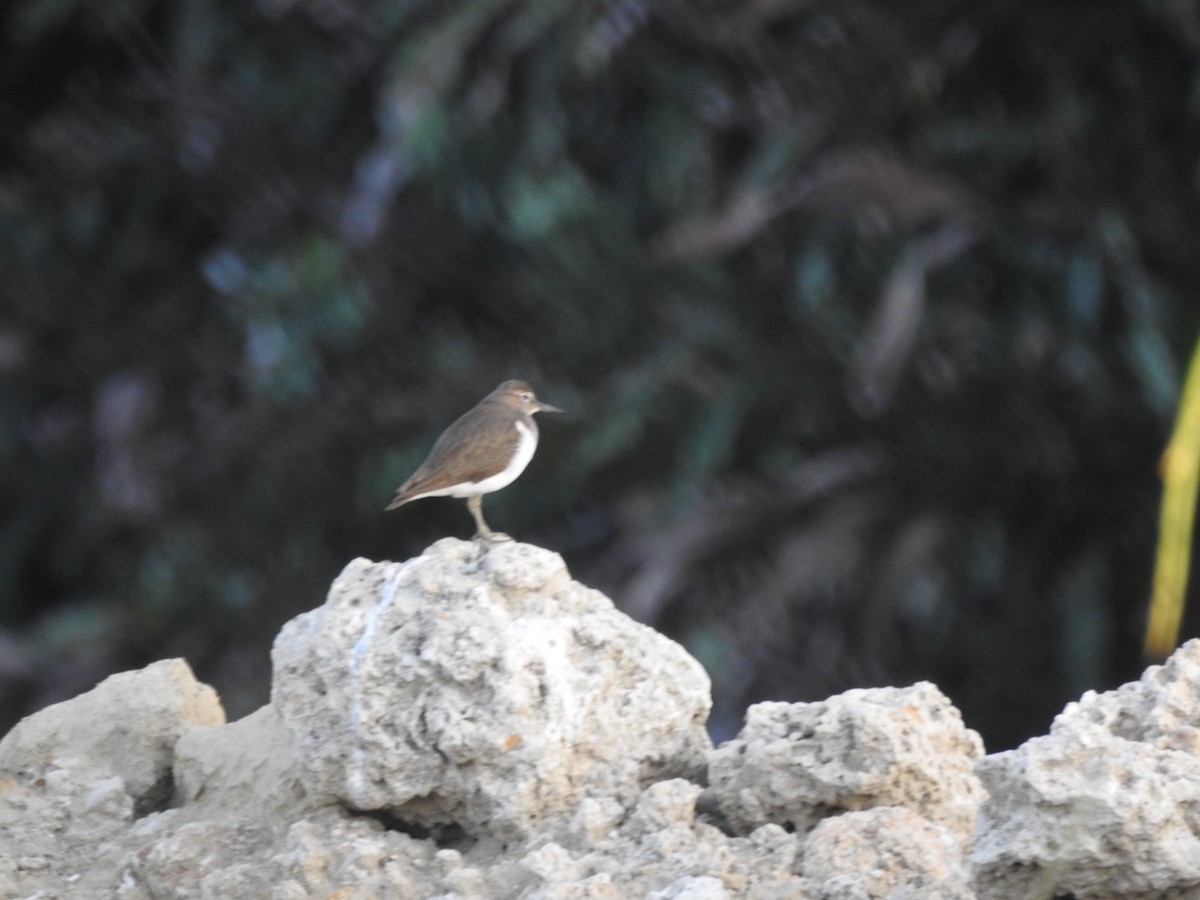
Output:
left=522, top=393, right=533, bottom=401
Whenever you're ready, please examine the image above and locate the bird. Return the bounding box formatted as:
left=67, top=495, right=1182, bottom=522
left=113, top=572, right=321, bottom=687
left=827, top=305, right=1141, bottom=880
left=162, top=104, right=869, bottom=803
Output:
left=385, top=380, right=562, bottom=541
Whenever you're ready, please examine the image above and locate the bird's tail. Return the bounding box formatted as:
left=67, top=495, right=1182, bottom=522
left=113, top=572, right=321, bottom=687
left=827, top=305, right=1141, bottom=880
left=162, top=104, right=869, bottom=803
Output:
left=384, top=493, right=411, bottom=511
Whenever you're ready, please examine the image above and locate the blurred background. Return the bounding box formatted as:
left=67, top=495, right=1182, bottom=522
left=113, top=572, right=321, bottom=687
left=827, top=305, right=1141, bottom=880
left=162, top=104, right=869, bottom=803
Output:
left=3, top=0, right=1200, bottom=751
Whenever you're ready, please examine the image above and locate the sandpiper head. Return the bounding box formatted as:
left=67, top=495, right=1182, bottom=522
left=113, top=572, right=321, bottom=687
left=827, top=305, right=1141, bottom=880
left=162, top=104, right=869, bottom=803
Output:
left=494, top=380, right=562, bottom=415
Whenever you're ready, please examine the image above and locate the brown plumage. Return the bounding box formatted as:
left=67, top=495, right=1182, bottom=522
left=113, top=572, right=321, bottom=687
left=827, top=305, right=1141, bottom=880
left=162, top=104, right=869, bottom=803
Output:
left=385, top=380, right=562, bottom=540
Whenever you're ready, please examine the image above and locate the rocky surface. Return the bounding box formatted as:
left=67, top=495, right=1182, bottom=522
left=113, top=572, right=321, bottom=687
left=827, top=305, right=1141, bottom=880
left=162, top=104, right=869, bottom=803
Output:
left=271, top=541, right=711, bottom=841
left=0, top=659, right=225, bottom=897
left=1, top=537, right=1200, bottom=899
left=707, top=684, right=985, bottom=844
left=971, top=645, right=1200, bottom=899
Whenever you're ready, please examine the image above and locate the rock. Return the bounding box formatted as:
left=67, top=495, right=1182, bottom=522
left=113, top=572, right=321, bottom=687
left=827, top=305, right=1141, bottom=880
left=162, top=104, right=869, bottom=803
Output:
left=0, top=658, right=223, bottom=899
left=561, top=811, right=758, bottom=897
left=526, top=873, right=620, bottom=899
left=648, top=875, right=733, bottom=899
left=800, top=806, right=974, bottom=899
left=628, top=778, right=704, bottom=834
left=12, top=540, right=1200, bottom=898
left=270, top=539, right=712, bottom=840
left=1052, top=637, right=1200, bottom=752
left=172, top=703, right=310, bottom=831
left=972, top=736, right=1200, bottom=899
left=463, top=769, right=807, bottom=898
left=969, top=643, right=1200, bottom=899
left=0, top=658, right=223, bottom=810
left=119, top=807, right=442, bottom=900
left=521, top=841, right=589, bottom=883
left=568, top=796, right=625, bottom=844
left=125, top=821, right=271, bottom=899
left=706, top=683, right=985, bottom=842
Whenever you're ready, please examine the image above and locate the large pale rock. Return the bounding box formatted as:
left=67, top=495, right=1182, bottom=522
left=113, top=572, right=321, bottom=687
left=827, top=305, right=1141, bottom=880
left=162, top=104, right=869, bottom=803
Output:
left=270, top=539, right=712, bottom=840
left=173, top=703, right=310, bottom=831
left=518, top=778, right=808, bottom=898
left=970, top=640, right=1200, bottom=899
left=0, top=659, right=223, bottom=899
left=1052, top=637, right=1200, bottom=752
left=800, top=806, right=974, bottom=899
left=17, top=544, right=1200, bottom=899
left=0, top=658, right=223, bottom=807
left=707, top=683, right=985, bottom=842
left=0, top=764, right=140, bottom=899
left=972, top=736, right=1200, bottom=899
left=118, top=806, right=440, bottom=900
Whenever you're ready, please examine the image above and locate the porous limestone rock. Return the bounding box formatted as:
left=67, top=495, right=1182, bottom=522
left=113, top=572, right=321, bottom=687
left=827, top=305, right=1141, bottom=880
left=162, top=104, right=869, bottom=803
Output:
left=270, top=538, right=713, bottom=840
left=0, top=759, right=139, bottom=899
left=0, top=659, right=224, bottom=899
left=512, top=777, right=808, bottom=898
left=0, top=658, right=223, bottom=807
left=172, top=703, right=310, bottom=831
left=706, top=683, right=985, bottom=843
left=120, top=806, right=442, bottom=900
left=970, top=640, right=1200, bottom=900
left=1052, top=637, right=1200, bottom=752
left=13, top=540, right=1200, bottom=899
left=800, top=806, right=974, bottom=900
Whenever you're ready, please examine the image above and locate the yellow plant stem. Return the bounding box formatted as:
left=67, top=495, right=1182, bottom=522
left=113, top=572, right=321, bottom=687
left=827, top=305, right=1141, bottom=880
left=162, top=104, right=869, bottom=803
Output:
left=1145, top=335, right=1200, bottom=659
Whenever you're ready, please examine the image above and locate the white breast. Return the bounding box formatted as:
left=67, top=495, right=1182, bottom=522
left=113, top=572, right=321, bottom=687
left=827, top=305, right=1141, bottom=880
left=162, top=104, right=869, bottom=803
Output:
left=445, top=420, right=537, bottom=498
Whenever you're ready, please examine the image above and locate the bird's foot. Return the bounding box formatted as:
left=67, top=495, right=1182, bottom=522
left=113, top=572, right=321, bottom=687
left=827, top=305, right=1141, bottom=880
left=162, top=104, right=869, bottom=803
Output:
left=474, top=530, right=513, bottom=543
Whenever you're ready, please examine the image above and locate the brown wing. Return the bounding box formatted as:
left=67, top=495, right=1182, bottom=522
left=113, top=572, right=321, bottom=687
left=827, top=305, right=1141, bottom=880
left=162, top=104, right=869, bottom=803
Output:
left=385, top=405, right=518, bottom=508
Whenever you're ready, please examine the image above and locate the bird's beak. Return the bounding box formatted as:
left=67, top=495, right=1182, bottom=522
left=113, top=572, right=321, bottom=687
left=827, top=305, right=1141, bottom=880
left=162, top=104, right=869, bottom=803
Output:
left=536, top=400, right=564, bottom=414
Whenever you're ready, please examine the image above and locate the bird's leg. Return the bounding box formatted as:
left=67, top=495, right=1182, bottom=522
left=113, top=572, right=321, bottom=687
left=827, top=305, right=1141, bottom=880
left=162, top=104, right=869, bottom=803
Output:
left=467, top=495, right=510, bottom=542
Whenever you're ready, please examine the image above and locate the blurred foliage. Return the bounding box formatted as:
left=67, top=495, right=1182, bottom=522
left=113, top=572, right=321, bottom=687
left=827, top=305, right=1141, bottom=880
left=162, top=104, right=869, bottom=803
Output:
left=3, top=0, right=1200, bottom=749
